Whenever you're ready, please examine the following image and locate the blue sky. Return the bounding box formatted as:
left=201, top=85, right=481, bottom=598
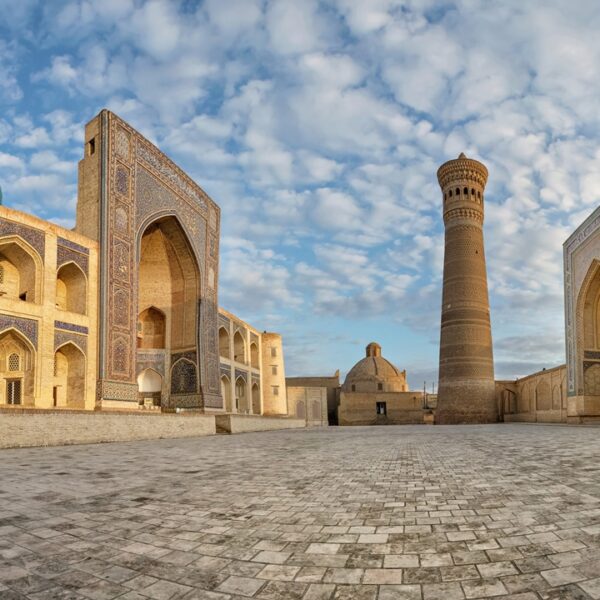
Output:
left=0, top=0, right=596, bottom=388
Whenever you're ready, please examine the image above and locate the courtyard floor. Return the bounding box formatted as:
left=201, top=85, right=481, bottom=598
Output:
left=2, top=425, right=600, bottom=599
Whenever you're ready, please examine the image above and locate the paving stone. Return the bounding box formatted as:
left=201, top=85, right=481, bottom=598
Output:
left=216, top=576, right=264, bottom=597
left=423, top=581, right=465, bottom=599
left=7, top=426, right=600, bottom=600
left=378, top=585, right=422, bottom=600
left=302, top=583, right=336, bottom=600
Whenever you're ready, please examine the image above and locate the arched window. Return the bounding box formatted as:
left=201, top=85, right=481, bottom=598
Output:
left=463, top=187, right=468, bottom=195
left=449, top=189, right=453, bottom=197
left=455, top=188, right=460, bottom=196
left=56, top=263, right=87, bottom=314
left=471, top=188, right=475, bottom=195
left=8, top=353, right=20, bottom=372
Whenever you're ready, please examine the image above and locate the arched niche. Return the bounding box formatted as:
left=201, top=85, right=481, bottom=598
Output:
left=138, top=217, right=200, bottom=352
left=221, top=374, right=232, bottom=412
left=137, top=368, right=163, bottom=407
left=137, top=368, right=162, bottom=392
left=138, top=306, right=166, bottom=349
left=219, top=327, right=230, bottom=359
left=233, top=331, right=246, bottom=364
left=0, top=329, right=35, bottom=406
left=250, top=342, right=259, bottom=369
left=235, top=376, right=246, bottom=412
left=0, top=237, right=42, bottom=304
left=54, top=343, right=85, bottom=409
left=56, top=262, right=87, bottom=314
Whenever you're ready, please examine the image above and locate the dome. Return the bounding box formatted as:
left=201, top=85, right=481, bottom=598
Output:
left=342, top=342, right=408, bottom=393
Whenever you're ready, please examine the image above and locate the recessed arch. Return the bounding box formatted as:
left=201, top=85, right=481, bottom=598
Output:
left=137, top=215, right=202, bottom=400
left=170, top=357, right=198, bottom=395
left=0, top=328, right=35, bottom=406
left=54, top=342, right=85, bottom=409
left=137, top=368, right=163, bottom=407
left=219, top=327, right=230, bottom=359
left=221, top=374, right=232, bottom=412
left=235, top=375, right=247, bottom=412
left=56, top=261, right=87, bottom=314
left=233, top=330, right=246, bottom=364
left=137, top=306, right=166, bottom=349
left=137, top=368, right=162, bottom=393
left=250, top=341, right=259, bottom=369
left=577, top=259, right=600, bottom=395
left=0, top=235, right=43, bottom=304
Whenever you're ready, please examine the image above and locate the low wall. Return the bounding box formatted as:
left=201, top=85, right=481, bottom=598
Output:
left=0, top=408, right=216, bottom=449
left=215, top=414, right=306, bottom=433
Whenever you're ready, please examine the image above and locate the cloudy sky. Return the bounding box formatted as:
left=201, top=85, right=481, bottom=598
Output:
left=0, top=0, right=596, bottom=387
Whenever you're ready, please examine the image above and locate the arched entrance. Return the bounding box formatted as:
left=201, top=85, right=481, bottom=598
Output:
left=221, top=374, right=232, bottom=412
left=0, top=330, right=34, bottom=406
left=251, top=382, right=260, bottom=414
left=137, top=368, right=163, bottom=407
left=54, top=343, right=85, bottom=409
left=138, top=217, right=200, bottom=404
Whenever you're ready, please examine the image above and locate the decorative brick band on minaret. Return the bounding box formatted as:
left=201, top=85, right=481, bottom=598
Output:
left=436, top=153, right=497, bottom=424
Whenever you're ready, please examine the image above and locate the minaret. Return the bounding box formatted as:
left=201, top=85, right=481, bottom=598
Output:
left=436, top=153, right=496, bottom=423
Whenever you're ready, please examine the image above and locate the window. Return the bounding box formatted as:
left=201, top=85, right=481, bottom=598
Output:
left=376, top=401, right=387, bottom=415
left=272, top=385, right=279, bottom=396
left=88, top=138, right=95, bottom=155
left=271, top=347, right=277, bottom=358
left=6, top=379, right=21, bottom=405
left=455, top=187, right=460, bottom=195
left=351, top=384, right=356, bottom=392
left=378, top=383, right=383, bottom=391
left=463, top=187, right=468, bottom=195
left=271, top=365, right=278, bottom=376
left=8, top=353, right=20, bottom=372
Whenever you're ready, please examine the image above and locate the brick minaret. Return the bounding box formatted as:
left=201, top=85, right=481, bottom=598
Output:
left=436, top=153, right=497, bottom=423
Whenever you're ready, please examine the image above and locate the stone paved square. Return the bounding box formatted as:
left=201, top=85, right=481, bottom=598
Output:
left=3, top=424, right=600, bottom=599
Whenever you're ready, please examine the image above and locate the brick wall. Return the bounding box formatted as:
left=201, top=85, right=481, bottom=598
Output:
left=0, top=409, right=215, bottom=448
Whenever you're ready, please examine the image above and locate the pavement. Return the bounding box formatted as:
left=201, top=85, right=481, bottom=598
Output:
left=2, top=424, right=600, bottom=599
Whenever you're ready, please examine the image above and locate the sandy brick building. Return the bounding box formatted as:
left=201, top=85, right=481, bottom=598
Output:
left=0, top=110, right=287, bottom=415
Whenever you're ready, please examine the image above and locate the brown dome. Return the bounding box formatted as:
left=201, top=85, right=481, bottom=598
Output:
left=342, top=343, right=408, bottom=393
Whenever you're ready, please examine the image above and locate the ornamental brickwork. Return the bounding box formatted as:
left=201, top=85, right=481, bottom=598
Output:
left=436, top=153, right=497, bottom=423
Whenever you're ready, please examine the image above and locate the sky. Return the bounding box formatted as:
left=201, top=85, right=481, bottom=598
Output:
left=0, top=0, right=597, bottom=388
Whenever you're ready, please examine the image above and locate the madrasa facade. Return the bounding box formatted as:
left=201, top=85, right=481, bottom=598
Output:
left=0, top=110, right=288, bottom=415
